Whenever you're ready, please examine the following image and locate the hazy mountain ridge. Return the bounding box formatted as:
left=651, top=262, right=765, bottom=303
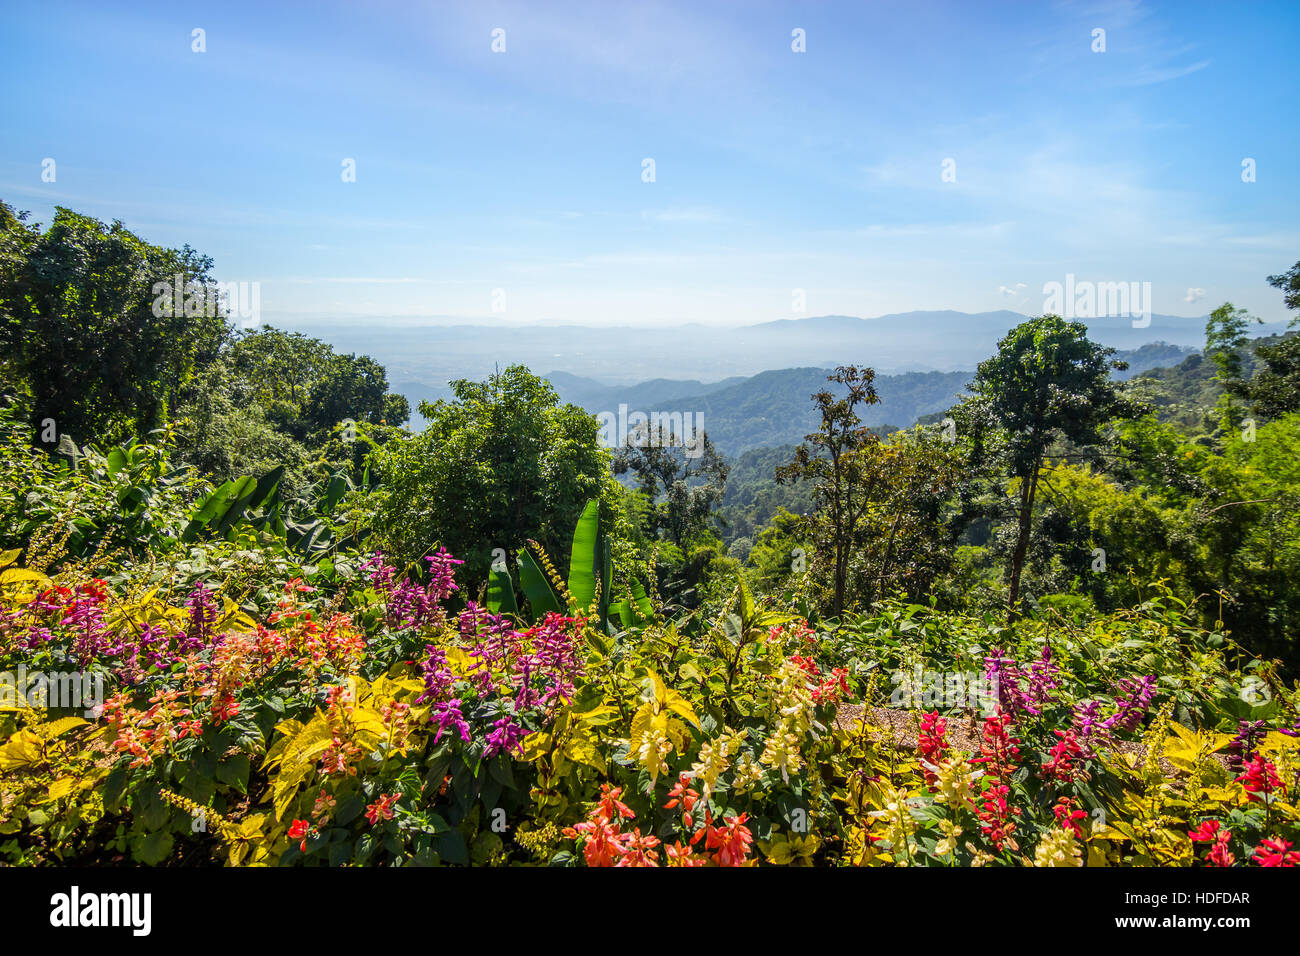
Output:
left=544, top=366, right=971, bottom=455
left=398, top=340, right=1200, bottom=445
left=305, top=310, right=1275, bottom=401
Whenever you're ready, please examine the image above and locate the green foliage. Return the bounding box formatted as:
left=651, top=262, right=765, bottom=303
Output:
left=370, top=365, right=621, bottom=589
left=1267, top=260, right=1300, bottom=312
left=716, top=444, right=816, bottom=545
left=613, top=426, right=729, bottom=549
left=171, top=327, right=409, bottom=493
left=961, top=315, right=1136, bottom=614
left=0, top=202, right=227, bottom=442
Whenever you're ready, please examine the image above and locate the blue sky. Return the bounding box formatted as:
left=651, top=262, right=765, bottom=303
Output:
left=1, top=0, right=1296, bottom=327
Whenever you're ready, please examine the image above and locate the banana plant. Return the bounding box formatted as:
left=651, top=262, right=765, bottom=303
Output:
left=485, top=499, right=655, bottom=632
left=181, top=466, right=284, bottom=542
left=180, top=464, right=362, bottom=560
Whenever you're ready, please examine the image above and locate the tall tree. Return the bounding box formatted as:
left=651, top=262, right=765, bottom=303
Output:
left=1204, top=302, right=1260, bottom=384
left=369, top=365, right=615, bottom=584
left=613, top=423, right=728, bottom=548
left=776, top=366, right=880, bottom=616
left=1266, top=260, right=1300, bottom=312
left=0, top=203, right=228, bottom=442
left=966, top=315, right=1134, bottom=616
left=1232, top=263, right=1300, bottom=421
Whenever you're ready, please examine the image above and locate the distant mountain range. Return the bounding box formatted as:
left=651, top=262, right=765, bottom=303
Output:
left=544, top=367, right=970, bottom=454
left=303, top=309, right=1278, bottom=396
left=392, top=341, right=1198, bottom=453
left=293, top=309, right=1260, bottom=450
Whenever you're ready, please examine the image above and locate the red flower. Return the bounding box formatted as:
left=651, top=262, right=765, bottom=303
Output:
left=976, top=783, right=1020, bottom=851
left=664, top=775, right=699, bottom=812
left=1052, top=797, right=1088, bottom=838
left=1040, top=729, right=1083, bottom=783
left=918, top=712, right=948, bottom=786
left=364, top=793, right=399, bottom=825
left=595, top=784, right=636, bottom=824
left=563, top=817, right=628, bottom=867
left=973, top=714, right=1021, bottom=779
left=288, top=819, right=314, bottom=852
left=1189, top=819, right=1235, bottom=867
left=1236, top=754, right=1282, bottom=802
left=789, top=655, right=820, bottom=677
left=1188, top=819, right=1222, bottom=842
left=210, top=692, right=240, bottom=723
left=813, top=667, right=851, bottom=704
left=1253, top=838, right=1300, bottom=867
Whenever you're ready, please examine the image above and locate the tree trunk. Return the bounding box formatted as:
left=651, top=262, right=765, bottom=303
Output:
left=1006, top=461, right=1041, bottom=618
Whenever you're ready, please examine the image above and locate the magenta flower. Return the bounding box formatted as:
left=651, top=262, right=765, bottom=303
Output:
left=430, top=699, right=472, bottom=744
left=1103, top=675, right=1157, bottom=733
left=415, top=646, right=456, bottom=705
left=483, top=715, right=527, bottom=758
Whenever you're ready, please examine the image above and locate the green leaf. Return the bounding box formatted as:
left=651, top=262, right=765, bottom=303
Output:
left=567, top=499, right=600, bottom=613
left=106, top=447, right=127, bottom=475
left=182, top=477, right=252, bottom=541
left=320, top=472, right=351, bottom=513
left=738, top=575, right=756, bottom=625
left=518, top=549, right=561, bottom=620
left=435, top=829, right=469, bottom=865
left=486, top=561, right=518, bottom=615
left=131, top=829, right=174, bottom=865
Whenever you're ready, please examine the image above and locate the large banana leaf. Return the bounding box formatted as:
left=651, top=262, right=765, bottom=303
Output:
left=567, top=500, right=600, bottom=612
left=181, top=466, right=285, bottom=542
left=486, top=561, right=518, bottom=615
left=598, top=533, right=613, bottom=631
left=213, top=465, right=284, bottom=537
left=181, top=476, right=255, bottom=542
left=518, top=549, right=561, bottom=618
left=611, top=577, right=655, bottom=627
left=320, top=473, right=352, bottom=512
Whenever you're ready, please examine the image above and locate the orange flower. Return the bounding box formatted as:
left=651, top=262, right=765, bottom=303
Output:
left=617, top=829, right=661, bottom=867
left=596, top=784, right=636, bottom=823
left=666, top=840, right=705, bottom=867
left=705, top=812, right=754, bottom=867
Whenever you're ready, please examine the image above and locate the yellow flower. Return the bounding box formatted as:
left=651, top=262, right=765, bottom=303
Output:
left=868, top=786, right=916, bottom=862
left=629, top=725, right=673, bottom=786
left=690, top=741, right=729, bottom=797
left=934, top=819, right=963, bottom=857
left=931, top=755, right=980, bottom=808
left=732, top=753, right=764, bottom=792
left=1033, top=827, right=1082, bottom=867
left=760, top=729, right=804, bottom=783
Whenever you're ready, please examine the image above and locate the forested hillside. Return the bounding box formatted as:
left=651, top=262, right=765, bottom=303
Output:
left=3, top=203, right=1300, bottom=869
